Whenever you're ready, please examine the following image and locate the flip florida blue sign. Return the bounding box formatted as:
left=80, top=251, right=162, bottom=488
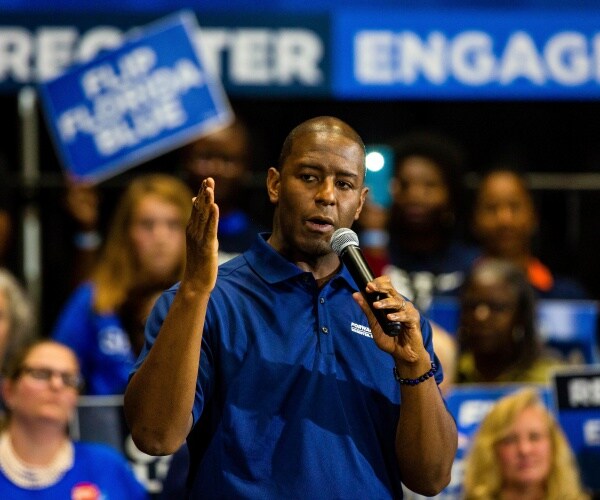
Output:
left=38, top=11, right=233, bottom=182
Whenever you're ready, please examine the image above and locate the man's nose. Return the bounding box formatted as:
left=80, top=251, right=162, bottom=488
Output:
left=316, top=179, right=336, bottom=205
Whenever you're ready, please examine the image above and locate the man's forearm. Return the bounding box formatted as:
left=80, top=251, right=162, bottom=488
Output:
left=124, top=287, right=210, bottom=455
left=395, top=377, right=457, bottom=496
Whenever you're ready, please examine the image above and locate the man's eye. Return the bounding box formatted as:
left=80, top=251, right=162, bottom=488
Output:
left=336, top=181, right=352, bottom=190
left=300, top=174, right=316, bottom=182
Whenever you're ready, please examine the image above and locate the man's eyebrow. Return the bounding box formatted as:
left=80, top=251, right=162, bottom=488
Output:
left=293, top=163, right=329, bottom=175
left=338, top=170, right=360, bottom=179
left=294, top=162, right=362, bottom=180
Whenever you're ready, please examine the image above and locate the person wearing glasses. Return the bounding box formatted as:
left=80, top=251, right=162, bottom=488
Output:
left=0, top=339, right=147, bottom=499
left=456, top=258, right=563, bottom=384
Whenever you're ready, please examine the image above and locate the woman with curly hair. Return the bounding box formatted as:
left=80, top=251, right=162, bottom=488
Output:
left=463, top=388, right=589, bottom=500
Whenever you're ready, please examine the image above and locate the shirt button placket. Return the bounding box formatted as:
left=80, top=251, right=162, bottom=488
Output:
left=317, top=294, right=333, bottom=354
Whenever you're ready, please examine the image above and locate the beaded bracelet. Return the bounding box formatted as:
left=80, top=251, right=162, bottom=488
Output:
left=393, top=362, right=438, bottom=386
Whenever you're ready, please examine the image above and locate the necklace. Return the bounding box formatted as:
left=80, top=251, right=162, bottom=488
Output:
left=0, top=431, right=74, bottom=489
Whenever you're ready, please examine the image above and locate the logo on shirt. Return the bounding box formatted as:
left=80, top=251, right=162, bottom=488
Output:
left=98, top=326, right=132, bottom=356
left=351, top=322, right=373, bottom=338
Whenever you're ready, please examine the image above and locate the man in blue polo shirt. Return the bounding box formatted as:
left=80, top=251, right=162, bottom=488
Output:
left=125, top=116, right=458, bottom=498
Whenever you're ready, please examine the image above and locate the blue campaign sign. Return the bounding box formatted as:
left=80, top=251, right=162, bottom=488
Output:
left=38, top=11, right=233, bottom=182
left=537, top=300, right=600, bottom=363
left=332, top=9, right=600, bottom=99
left=552, top=366, right=600, bottom=492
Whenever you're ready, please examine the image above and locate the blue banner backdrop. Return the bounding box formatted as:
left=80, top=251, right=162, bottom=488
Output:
left=3, top=9, right=600, bottom=99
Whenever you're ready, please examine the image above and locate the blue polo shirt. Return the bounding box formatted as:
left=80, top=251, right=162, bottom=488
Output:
left=134, top=234, right=442, bottom=499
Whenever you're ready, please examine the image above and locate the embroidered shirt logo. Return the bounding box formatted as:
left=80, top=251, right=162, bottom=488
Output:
left=351, top=322, right=373, bottom=338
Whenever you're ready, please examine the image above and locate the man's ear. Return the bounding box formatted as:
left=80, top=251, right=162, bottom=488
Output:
left=266, top=167, right=281, bottom=204
left=354, top=186, right=369, bottom=221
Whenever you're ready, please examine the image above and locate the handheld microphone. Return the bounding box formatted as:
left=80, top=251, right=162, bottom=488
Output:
left=330, top=228, right=403, bottom=337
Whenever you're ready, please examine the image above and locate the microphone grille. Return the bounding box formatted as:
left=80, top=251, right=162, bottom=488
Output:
left=330, top=228, right=359, bottom=256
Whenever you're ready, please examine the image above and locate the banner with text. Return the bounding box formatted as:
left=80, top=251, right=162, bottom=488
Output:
left=332, top=9, right=600, bottom=99
left=38, top=11, right=233, bottom=182
left=0, top=12, right=330, bottom=97
left=5, top=10, right=600, bottom=99
left=553, top=366, right=600, bottom=492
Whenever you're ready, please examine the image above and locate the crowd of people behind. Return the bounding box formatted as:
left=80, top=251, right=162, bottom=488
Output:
left=0, top=115, right=597, bottom=497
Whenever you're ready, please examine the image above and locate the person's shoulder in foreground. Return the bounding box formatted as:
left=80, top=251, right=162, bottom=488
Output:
left=0, top=442, right=147, bottom=500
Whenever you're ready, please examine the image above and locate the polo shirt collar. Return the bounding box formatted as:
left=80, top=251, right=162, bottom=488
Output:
left=245, top=233, right=359, bottom=291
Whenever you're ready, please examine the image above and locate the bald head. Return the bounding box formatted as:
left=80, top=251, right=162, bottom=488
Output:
left=278, top=116, right=365, bottom=171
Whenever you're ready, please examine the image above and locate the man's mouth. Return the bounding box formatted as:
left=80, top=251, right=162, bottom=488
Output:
left=305, top=216, right=334, bottom=233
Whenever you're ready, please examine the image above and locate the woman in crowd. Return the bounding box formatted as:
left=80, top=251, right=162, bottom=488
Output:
left=64, top=117, right=263, bottom=285
left=0, top=339, right=147, bottom=498
left=456, top=258, right=562, bottom=383
left=360, top=131, right=478, bottom=312
left=472, top=168, right=587, bottom=299
left=52, top=174, right=192, bottom=395
left=0, top=269, right=36, bottom=372
left=463, top=387, right=589, bottom=500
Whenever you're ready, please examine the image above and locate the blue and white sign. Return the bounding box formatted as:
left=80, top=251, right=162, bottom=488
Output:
left=39, top=11, right=233, bottom=182
left=332, top=10, right=600, bottom=99
left=552, top=366, right=600, bottom=492
left=8, top=9, right=600, bottom=99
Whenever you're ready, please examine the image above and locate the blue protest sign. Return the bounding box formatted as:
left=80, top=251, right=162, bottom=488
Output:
left=552, top=366, right=600, bottom=492
left=39, top=11, right=233, bottom=182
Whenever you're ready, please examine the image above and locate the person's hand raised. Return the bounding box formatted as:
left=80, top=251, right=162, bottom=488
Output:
left=182, top=177, right=219, bottom=294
